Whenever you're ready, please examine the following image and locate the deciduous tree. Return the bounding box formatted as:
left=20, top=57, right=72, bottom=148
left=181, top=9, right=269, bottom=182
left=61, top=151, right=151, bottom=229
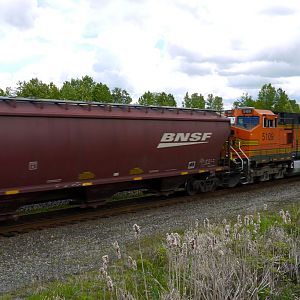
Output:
left=92, top=82, right=113, bottom=103
left=111, top=87, right=132, bottom=104
left=233, top=93, right=256, bottom=108
left=183, top=92, right=205, bottom=109
left=256, top=83, right=276, bottom=110
left=138, top=91, right=176, bottom=107
left=16, top=78, right=56, bottom=99
left=138, top=91, right=156, bottom=106
left=206, top=94, right=223, bottom=111
left=274, top=88, right=292, bottom=112
left=155, top=92, right=177, bottom=107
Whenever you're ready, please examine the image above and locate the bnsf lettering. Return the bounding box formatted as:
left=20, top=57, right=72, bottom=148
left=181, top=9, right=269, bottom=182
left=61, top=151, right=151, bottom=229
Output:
left=157, top=132, right=212, bottom=148
left=161, top=132, right=212, bottom=142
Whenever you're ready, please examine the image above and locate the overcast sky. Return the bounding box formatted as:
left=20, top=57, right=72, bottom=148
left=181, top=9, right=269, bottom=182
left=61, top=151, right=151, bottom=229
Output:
left=0, top=0, right=300, bottom=107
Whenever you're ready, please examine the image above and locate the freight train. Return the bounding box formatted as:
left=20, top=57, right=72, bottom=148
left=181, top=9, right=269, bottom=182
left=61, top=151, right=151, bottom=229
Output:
left=0, top=96, right=299, bottom=220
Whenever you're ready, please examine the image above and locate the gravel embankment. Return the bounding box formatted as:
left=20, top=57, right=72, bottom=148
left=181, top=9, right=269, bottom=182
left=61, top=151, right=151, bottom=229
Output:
left=1, top=179, right=300, bottom=294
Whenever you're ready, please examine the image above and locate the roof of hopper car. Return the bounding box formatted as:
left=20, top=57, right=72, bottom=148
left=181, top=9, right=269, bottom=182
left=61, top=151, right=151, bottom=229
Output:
left=0, top=96, right=229, bottom=122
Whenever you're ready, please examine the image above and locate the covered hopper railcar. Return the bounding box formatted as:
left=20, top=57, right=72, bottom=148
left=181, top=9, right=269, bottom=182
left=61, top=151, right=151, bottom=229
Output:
left=0, top=97, right=231, bottom=219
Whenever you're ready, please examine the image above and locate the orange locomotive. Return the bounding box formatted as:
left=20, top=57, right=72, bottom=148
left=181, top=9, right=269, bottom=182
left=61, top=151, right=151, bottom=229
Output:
left=225, top=107, right=300, bottom=186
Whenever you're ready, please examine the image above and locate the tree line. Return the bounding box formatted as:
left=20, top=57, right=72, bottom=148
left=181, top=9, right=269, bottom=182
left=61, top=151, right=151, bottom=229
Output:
left=0, top=75, right=224, bottom=110
left=0, top=76, right=299, bottom=112
left=233, top=83, right=299, bottom=113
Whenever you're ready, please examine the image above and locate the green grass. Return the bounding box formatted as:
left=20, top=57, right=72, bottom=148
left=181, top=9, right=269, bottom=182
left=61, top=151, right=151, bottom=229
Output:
left=2, top=203, right=299, bottom=300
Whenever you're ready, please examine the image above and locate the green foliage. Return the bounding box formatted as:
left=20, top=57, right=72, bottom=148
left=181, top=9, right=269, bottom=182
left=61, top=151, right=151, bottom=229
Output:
left=12, top=75, right=129, bottom=104
left=4, top=87, right=14, bottom=96
left=138, top=91, right=156, bottom=106
left=5, top=204, right=299, bottom=299
left=257, top=83, right=277, bottom=109
left=206, top=94, right=224, bottom=111
left=182, top=92, right=205, bottom=109
left=60, top=75, right=113, bottom=102
left=138, top=91, right=177, bottom=107
left=234, top=84, right=300, bottom=113
left=111, top=87, right=132, bottom=104
left=16, top=78, right=59, bottom=99
left=2, top=77, right=299, bottom=112
left=289, top=99, right=300, bottom=113
left=156, top=92, right=176, bottom=107
left=233, top=93, right=256, bottom=108
left=92, top=82, right=113, bottom=103
left=274, top=88, right=290, bottom=112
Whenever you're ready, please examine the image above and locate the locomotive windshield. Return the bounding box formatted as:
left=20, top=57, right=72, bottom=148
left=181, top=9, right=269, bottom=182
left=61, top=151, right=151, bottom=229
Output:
left=236, top=116, right=260, bottom=129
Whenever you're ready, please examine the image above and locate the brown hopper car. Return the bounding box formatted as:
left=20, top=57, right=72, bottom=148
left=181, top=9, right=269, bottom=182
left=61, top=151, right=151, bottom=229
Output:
left=0, top=97, right=230, bottom=218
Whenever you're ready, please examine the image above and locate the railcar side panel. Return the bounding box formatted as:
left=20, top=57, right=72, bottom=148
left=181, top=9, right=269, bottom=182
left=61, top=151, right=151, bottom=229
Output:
left=0, top=99, right=231, bottom=200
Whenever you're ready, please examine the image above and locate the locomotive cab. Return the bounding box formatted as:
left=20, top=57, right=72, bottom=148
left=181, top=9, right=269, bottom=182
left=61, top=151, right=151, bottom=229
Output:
left=225, top=107, right=293, bottom=184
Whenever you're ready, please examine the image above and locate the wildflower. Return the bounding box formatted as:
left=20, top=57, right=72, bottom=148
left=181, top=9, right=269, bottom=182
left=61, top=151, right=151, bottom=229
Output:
left=106, top=275, right=114, bottom=292
left=102, top=255, right=109, bottom=270
left=212, top=235, right=217, bottom=246
left=172, top=233, right=181, bottom=247
left=102, top=255, right=109, bottom=264
left=99, top=267, right=107, bottom=279
left=279, top=209, right=287, bottom=223
left=222, top=218, right=227, bottom=225
left=257, top=212, right=261, bottom=224
left=237, top=214, right=242, bottom=226
left=263, top=204, right=268, bottom=211
left=127, top=256, right=137, bottom=270
left=189, top=237, right=196, bottom=250
left=181, top=242, right=188, bottom=256
left=133, top=223, right=141, bottom=238
left=286, top=211, right=291, bottom=223
left=195, top=218, right=199, bottom=229
left=166, top=233, right=173, bottom=248
left=244, top=215, right=249, bottom=226
left=218, top=249, right=225, bottom=256
left=253, top=226, right=257, bottom=235
left=112, top=241, right=121, bottom=259
left=224, top=224, right=230, bottom=238
left=249, top=215, right=254, bottom=225
left=203, top=218, right=210, bottom=228
left=233, top=230, right=241, bottom=240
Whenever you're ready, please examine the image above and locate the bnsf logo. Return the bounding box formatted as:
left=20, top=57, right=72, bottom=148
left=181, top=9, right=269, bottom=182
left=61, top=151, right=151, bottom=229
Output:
left=157, top=132, right=212, bottom=149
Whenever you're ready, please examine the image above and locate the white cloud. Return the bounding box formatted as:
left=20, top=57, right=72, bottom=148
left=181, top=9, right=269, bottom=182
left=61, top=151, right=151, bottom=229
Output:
left=0, top=0, right=300, bottom=105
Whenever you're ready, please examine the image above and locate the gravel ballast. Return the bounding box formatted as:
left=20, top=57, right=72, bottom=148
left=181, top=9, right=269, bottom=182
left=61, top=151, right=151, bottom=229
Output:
left=0, top=179, right=299, bottom=294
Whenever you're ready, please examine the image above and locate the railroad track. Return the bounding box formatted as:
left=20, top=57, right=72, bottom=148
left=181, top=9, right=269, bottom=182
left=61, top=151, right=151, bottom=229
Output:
left=0, top=176, right=299, bottom=237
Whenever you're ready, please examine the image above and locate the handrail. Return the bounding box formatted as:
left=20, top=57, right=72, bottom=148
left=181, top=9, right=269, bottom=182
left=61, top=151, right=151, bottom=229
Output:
left=237, top=141, right=250, bottom=171
left=230, top=145, right=244, bottom=171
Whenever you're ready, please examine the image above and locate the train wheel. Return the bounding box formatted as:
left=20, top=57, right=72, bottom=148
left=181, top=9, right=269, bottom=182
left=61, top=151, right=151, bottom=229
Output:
left=185, top=179, right=198, bottom=196
left=259, top=171, right=270, bottom=182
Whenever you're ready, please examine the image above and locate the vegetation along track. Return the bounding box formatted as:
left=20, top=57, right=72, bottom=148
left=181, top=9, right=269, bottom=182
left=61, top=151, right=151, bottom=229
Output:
left=0, top=176, right=299, bottom=237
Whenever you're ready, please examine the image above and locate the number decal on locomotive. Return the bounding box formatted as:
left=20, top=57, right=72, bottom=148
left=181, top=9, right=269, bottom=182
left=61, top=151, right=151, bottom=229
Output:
left=262, top=132, right=274, bottom=141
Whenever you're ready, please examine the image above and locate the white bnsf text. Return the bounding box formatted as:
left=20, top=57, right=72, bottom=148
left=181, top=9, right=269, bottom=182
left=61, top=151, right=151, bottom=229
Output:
left=157, top=132, right=212, bottom=149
